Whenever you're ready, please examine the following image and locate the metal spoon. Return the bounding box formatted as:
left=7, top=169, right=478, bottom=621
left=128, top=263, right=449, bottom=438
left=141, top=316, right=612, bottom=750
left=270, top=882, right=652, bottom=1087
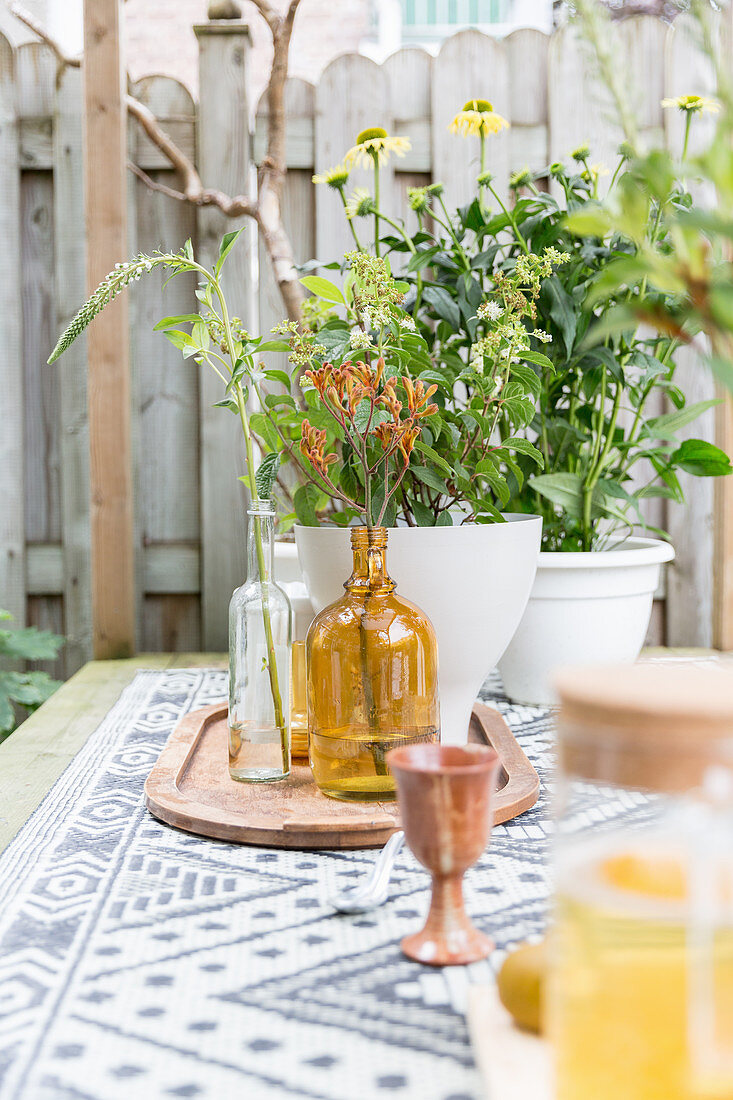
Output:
left=328, top=830, right=406, bottom=913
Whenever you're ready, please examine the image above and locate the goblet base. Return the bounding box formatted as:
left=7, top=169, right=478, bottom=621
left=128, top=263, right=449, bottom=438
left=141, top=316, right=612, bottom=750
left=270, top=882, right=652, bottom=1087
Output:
left=401, top=924, right=493, bottom=967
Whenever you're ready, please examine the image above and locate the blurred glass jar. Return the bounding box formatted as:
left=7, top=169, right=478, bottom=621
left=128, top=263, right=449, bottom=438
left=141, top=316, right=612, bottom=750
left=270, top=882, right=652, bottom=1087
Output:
left=549, top=663, right=733, bottom=1100
left=306, top=526, right=440, bottom=802
left=228, top=500, right=291, bottom=782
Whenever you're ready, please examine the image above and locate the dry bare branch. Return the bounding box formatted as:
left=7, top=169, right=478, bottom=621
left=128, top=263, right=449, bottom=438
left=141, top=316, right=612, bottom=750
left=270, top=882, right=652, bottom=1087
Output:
left=15, top=0, right=305, bottom=322
left=9, top=2, right=81, bottom=68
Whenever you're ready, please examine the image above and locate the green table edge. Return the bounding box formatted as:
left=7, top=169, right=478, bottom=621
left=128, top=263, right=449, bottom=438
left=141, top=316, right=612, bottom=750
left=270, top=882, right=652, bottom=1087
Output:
left=0, top=653, right=226, bottom=854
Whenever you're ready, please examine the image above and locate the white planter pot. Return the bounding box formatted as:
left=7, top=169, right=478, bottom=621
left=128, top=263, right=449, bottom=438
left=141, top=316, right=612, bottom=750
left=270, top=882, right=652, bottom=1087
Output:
left=498, top=537, right=675, bottom=706
left=294, top=515, right=542, bottom=746
left=273, top=541, right=305, bottom=585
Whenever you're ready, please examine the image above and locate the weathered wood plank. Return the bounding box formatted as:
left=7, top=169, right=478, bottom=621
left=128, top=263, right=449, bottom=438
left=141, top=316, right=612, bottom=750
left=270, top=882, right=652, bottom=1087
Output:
left=143, top=595, right=201, bottom=652
left=431, top=29, right=510, bottom=212
left=128, top=76, right=200, bottom=652
left=26, top=593, right=65, bottom=680
left=194, top=22, right=252, bottom=650
left=84, top=0, right=135, bottom=658
left=26, top=543, right=200, bottom=596
left=0, top=33, right=24, bottom=626
left=53, top=62, right=92, bottom=674
left=507, top=28, right=548, bottom=174
left=315, top=53, right=393, bottom=266
left=663, top=16, right=717, bottom=647
left=257, top=78, right=315, bottom=352
left=21, top=171, right=59, bottom=544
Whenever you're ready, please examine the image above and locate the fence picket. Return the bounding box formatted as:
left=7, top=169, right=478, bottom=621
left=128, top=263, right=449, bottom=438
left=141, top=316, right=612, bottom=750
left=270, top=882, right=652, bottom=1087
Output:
left=129, top=76, right=200, bottom=651
left=431, top=29, right=510, bottom=213
left=195, top=22, right=252, bottom=650
left=0, top=34, right=24, bottom=627
left=315, top=53, right=393, bottom=267
left=663, top=15, right=718, bottom=647
left=53, top=63, right=92, bottom=673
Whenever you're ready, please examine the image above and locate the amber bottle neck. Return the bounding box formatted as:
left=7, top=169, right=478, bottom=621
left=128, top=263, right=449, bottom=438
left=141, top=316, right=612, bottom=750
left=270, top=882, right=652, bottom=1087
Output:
left=346, top=527, right=395, bottom=595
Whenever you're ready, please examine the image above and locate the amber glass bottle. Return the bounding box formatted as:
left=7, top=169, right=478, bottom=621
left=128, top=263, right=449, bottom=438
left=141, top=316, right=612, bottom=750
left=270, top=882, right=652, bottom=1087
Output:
left=307, top=526, right=440, bottom=802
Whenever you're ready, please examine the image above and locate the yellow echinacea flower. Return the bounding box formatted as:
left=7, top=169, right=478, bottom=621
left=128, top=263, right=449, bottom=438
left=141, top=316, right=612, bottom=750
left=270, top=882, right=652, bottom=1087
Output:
left=661, top=94, right=720, bottom=115
left=450, top=99, right=509, bottom=137
left=312, top=164, right=350, bottom=189
left=343, top=127, right=411, bottom=168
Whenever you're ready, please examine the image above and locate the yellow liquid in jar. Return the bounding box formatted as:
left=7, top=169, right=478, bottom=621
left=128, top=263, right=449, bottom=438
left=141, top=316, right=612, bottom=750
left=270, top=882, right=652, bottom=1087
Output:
left=549, top=842, right=733, bottom=1100
left=309, top=725, right=439, bottom=802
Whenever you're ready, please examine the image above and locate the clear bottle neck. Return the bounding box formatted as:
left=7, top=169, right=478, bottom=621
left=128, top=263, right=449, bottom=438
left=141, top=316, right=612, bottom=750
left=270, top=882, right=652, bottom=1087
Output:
left=346, top=526, right=395, bottom=594
left=247, top=500, right=275, bottom=583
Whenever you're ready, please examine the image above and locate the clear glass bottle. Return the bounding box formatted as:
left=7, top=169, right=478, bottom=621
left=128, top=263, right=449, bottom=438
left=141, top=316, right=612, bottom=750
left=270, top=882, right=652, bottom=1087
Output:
left=228, top=500, right=291, bottom=782
left=549, top=663, right=733, bottom=1100
left=306, top=526, right=440, bottom=802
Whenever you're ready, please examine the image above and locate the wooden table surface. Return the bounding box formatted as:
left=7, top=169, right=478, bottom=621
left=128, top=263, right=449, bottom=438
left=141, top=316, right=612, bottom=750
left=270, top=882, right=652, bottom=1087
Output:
left=0, top=653, right=226, bottom=854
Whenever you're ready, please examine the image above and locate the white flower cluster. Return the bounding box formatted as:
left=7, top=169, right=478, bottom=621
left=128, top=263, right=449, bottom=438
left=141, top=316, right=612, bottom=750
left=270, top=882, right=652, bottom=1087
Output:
left=349, top=329, right=374, bottom=350
left=477, top=300, right=503, bottom=322
left=399, top=316, right=416, bottom=331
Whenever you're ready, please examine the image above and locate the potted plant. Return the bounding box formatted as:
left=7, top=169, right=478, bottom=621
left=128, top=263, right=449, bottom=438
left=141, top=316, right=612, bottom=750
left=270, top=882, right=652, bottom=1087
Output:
left=483, top=143, right=732, bottom=703
left=263, top=135, right=573, bottom=740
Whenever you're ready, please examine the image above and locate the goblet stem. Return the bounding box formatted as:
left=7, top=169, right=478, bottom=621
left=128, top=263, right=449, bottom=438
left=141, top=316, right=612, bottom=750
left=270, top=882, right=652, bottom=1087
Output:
left=401, top=873, right=493, bottom=967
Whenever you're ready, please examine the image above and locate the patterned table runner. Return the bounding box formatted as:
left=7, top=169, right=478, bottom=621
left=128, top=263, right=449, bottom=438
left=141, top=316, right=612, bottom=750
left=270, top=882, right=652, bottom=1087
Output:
left=0, top=669, right=554, bottom=1100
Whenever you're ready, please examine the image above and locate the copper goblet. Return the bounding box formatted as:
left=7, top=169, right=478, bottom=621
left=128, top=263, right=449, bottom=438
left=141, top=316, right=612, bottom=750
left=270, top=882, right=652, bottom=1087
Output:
left=387, top=742, right=499, bottom=966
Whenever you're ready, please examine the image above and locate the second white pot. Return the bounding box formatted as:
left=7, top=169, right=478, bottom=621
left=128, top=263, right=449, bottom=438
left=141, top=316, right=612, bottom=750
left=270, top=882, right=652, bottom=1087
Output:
left=294, top=516, right=542, bottom=746
left=497, top=537, right=675, bottom=706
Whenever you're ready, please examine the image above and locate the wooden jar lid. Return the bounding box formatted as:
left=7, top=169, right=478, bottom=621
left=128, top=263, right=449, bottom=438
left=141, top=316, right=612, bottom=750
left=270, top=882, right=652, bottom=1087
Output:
left=554, top=662, right=733, bottom=792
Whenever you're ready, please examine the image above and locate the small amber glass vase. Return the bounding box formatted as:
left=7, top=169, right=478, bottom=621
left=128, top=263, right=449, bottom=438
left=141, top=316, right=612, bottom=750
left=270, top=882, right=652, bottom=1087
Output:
left=306, top=526, right=440, bottom=802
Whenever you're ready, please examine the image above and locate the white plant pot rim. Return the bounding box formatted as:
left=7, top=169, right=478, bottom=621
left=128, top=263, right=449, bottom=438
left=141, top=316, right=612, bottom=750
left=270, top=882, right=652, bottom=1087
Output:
left=536, top=536, right=674, bottom=569
left=293, top=512, right=540, bottom=533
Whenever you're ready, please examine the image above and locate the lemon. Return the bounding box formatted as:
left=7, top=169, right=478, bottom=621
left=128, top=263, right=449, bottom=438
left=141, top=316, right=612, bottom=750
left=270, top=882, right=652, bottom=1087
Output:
left=497, top=941, right=545, bottom=1034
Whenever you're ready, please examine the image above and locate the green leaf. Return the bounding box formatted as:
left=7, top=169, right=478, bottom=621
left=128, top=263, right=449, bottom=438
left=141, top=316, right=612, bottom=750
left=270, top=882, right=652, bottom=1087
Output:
left=264, top=369, right=292, bottom=390
left=435, top=510, right=453, bottom=526
left=255, top=452, right=281, bottom=499
left=407, top=246, right=441, bottom=272
left=163, top=329, right=194, bottom=352
left=644, top=399, right=720, bottom=441
left=411, top=467, right=448, bottom=494
left=257, top=340, right=292, bottom=354
left=294, top=484, right=321, bottom=526
left=529, top=472, right=585, bottom=520
left=564, top=206, right=611, bottom=237
left=670, top=438, right=733, bottom=477
left=300, top=275, right=346, bottom=305
left=541, top=275, right=577, bottom=357
left=212, top=396, right=239, bottom=414
left=520, top=349, right=555, bottom=372
left=0, top=624, right=64, bottom=660
left=421, top=285, right=461, bottom=330
left=153, top=313, right=203, bottom=331
left=217, top=228, right=246, bottom=268
left=413, top=440, right=453, bottom=476
left=502, top=437, right=545, bottom=468
left=411, top=500, right=436, bottom=527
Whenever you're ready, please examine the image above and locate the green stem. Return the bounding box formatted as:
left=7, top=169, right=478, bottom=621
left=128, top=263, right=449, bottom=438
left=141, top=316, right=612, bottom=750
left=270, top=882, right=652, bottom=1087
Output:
left=487, top=183, right=530, bottom=254
left=479, top=133, right=487, bottom=214
left=214, top=278, right=287, bottom=773
left=373, top=154, right=380, bottom=257
left=435, top=195, right=471, bottom=269
left=682, top=111, right=693, bottom=162
left=340, top=190, right=364, bottom=250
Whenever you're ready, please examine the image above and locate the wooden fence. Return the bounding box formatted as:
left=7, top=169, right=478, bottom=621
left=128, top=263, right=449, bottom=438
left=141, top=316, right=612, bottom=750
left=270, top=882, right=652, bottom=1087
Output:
left=0, top=12, right=727, bottom=678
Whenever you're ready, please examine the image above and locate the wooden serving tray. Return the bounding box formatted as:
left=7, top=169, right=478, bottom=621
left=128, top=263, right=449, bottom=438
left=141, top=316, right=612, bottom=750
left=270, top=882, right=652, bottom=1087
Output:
left=144, top=703, right=540, bottom=850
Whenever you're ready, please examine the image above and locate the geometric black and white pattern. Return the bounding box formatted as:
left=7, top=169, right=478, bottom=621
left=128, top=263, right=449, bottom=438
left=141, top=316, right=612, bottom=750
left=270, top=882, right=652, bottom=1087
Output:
left=0, top=669, right=558, bottom=1100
